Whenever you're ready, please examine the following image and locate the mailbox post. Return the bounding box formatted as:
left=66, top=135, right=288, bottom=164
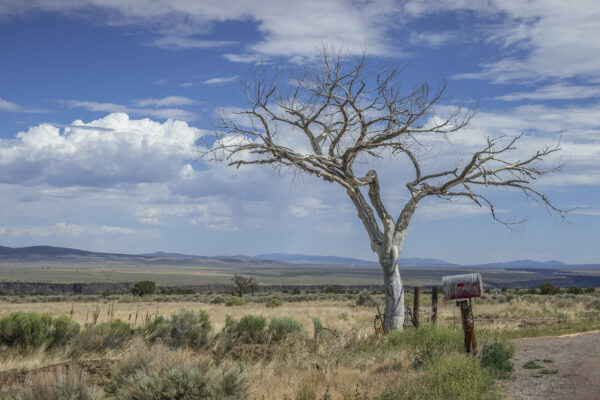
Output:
left=442, top=273, right=484, bottom=355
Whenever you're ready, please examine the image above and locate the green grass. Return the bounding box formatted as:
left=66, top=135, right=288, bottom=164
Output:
left=523, top=360, right=543, bottom=369
left=540, top=368, right=558, bottom=375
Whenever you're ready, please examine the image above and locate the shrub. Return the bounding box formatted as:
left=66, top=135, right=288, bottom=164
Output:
left=355, top=290, right=377, bottom=307
left=268, top=317, right=304, bottom=342
left=131, top=281, right=156, bottom=296
left=72, top=319, right=132, bottom=354
left=0, top=312, right=79, bottom=348
left=0, top=312, right=53, bottom=348
left=210, top=295, right=226, bottom=304
left=566, top=286, right=584, bottom=295
left=584, top=287, right=596, bottom=293
left=15, top=370, right=102, bottom=400
left=50, top=315, right=81, bottom=347
left=540, top=283, right=560, bottom=295
left=226, top=296, right=246, bottom=307
left=116, top=363, right=212, bottom=400
left=292, top=287, right=301, bottom=295
left=323, top=286, right=344, bottom=294
left=236, top=315, right=268, bottom=344
left=480, top=338, right=515, bottom=378
left=109, top=344, right=247, bottom=400
left=141, top=310, right=211, bottom=349
left=266, top=298, right=283, bottom=308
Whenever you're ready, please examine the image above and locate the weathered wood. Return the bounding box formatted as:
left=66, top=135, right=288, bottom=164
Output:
left=431, top=287, right=438, bottom=324
left=458, top=300, right=477, bottom=355
left=413, top=287, right=420, bottom=328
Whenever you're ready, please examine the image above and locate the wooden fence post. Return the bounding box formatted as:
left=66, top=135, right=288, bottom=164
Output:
left=413, top=287, right=420, bottom=328
left=431, top=287, right=438, bottom=324
left=458, top=300, right=477, bottom=355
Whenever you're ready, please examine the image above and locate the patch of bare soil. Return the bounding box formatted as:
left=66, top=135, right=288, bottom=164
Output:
left=505, top=331, right=600, bottom=400
left=0, top=358, right=116, bottom=393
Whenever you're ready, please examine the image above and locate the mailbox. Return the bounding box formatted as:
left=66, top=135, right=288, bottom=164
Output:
left=442, top=273, right=484, bottom=300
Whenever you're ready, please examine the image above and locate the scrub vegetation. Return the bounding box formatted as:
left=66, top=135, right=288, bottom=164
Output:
left=0, top=287, right=597, bottom=398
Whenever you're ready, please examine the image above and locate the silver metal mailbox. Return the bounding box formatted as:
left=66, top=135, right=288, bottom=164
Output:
left=442, top=273, right=484, bottom=300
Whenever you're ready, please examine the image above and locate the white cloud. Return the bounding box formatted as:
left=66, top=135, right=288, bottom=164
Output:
left=203, top=75, right=239, bottom=85
left=151, top=36, right=236, bottom=49
left=135, top=198, right=241, bottom=231
left=66, top=100, right=198, bottom=121
left=408, top=31, right=457, bottom=48
left=0, top=0, right=402, bottom=60
left=494, top=84, right=600, bottom=101
left=2, top=222, right=139, bottom=237
left=133, top=96, right=196, bottom=107
left=0, top=97, right=47, bottom=113
left=223, top=53, right=266, bottom=64
left=411, top=0, right=600, bottom=84
left=0, top=113, right=204, bottom=186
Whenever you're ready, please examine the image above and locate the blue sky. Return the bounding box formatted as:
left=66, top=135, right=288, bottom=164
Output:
left=0, top=0, right=598, bottom=264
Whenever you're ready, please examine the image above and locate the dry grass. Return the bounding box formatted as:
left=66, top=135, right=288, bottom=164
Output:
left=1, top=289, right=598, bottom=397
left=0, top=300, right=375, bottom=335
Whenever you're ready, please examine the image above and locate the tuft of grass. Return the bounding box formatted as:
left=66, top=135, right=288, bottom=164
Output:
left=386, top=324, right=463, bottom=354
left=540, top=368, right=558, bottom=375
left=523, top=360, right=543, bottom=369
left=479, top=337, right=515, bottom=378
left=14, top=370, right=102, bottom=400
left=70, top=319, right=132, bottom=355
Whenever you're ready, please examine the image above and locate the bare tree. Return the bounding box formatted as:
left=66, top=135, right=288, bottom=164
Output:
left=208, top=50, right=565, bottom=331
left=230, top=275, right=258, bottom=297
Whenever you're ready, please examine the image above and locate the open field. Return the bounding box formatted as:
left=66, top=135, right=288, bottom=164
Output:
left=2, top=261, right=600, bottom=288
left=0, top=289, right=599, bottom=398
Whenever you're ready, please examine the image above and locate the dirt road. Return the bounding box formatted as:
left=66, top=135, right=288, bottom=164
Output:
left=505, top=331, right=600, bottom=400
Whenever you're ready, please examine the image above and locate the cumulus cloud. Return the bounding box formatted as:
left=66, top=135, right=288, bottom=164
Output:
left=66, top=100, right=198, bottom=121
left=0, top=113, right=204, bottom=186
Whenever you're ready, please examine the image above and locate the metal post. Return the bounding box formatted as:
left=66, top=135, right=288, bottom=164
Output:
left=413, top=287, right=420, bottom=328
left=431, top=287, right=438, bottom=324
left=457, top=300, right=477, bottom=355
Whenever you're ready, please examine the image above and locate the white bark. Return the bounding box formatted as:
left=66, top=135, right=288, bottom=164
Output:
left=381, top=245, right=404, bottom=331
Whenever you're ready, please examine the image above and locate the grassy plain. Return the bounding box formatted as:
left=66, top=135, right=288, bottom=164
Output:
left=2, top=260, right=599, bottom=287
left=0, top=289, right=598, bottom=399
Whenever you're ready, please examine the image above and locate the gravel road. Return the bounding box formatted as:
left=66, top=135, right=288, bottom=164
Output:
left=505, top=331, right=600, bottom=400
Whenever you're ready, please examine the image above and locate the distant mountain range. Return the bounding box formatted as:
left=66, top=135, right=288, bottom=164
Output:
left=0, top=245, right=596, bottom=269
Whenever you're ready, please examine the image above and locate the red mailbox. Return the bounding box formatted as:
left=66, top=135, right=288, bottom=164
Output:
left=442, top=273, right=484, bottom=300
